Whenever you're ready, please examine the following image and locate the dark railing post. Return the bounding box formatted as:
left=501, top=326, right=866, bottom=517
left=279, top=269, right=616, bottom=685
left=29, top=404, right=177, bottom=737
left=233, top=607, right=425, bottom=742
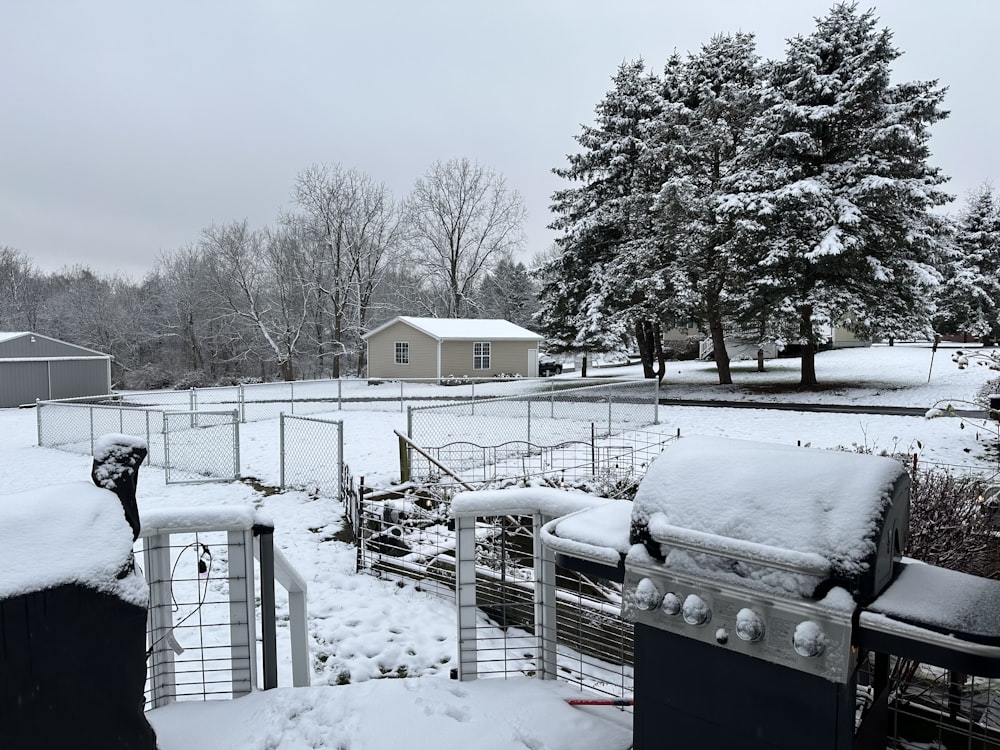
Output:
left=255, top=523, right=278, bottom=690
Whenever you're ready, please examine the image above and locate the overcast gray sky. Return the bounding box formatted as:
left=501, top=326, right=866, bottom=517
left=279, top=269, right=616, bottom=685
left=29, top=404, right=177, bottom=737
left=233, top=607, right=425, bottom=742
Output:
left=2, top=1, right=995, bottom=278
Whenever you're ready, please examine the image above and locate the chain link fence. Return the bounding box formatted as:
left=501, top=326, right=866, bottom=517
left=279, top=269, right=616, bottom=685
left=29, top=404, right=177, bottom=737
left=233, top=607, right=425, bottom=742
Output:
left=162, top=410, right=240, bottom=484
left=36, top=400, right=240, bottom=483
left=279, top=413, right=345, bottom=500
left=406, top=380, right=660, bottom=450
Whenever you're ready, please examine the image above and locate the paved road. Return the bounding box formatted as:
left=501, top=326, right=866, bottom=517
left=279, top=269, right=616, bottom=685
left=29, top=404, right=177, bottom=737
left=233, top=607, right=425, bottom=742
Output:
left=658, top=398, right=988, bottom=420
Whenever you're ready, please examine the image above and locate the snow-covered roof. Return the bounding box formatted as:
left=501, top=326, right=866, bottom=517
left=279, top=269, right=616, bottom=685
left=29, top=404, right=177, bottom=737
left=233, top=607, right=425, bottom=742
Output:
left=363, top=316, right=543, bottom=341
left=0, top=331, right=30, bottom=342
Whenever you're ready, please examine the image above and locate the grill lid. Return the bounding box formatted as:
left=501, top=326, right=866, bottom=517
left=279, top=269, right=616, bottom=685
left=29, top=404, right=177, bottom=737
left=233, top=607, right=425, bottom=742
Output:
left=629, top=436, right=909, bottom=599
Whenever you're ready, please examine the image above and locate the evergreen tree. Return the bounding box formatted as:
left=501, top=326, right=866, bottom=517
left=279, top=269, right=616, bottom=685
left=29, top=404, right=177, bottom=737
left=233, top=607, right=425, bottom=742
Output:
left=935, top=185, right=1000, bottom=344
left=537, top=59, right=664, bottom=372
left=475, top=257, right=539, bottom=329
left=650, top=34, right=766, bottom=384
left=731, top=3, right=949, bottom=385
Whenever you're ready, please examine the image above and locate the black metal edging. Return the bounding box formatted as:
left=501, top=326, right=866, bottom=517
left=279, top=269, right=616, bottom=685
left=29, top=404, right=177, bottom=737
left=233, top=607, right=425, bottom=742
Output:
left=554, top=552, right=625, bottom=583
left=857, top=616, right=1000, bottom=678
left=254, top=523, right=278, bottom=690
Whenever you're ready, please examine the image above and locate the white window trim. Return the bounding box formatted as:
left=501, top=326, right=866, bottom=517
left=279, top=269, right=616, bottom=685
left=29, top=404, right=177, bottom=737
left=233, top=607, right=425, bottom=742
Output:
left=473, top=341, right=491, bottom=370
left=394, top=341, right=409, bottom=365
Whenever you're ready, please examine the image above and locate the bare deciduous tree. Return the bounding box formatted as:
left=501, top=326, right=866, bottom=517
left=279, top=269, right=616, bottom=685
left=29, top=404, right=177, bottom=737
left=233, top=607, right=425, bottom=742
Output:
left=202, top=220, right=310, bottom=381
left=405, top=158, right=526, bottom=318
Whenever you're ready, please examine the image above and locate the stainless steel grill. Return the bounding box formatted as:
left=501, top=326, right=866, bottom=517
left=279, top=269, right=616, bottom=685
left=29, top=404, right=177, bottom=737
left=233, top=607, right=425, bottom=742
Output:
left=542, top=435, right=1000, bottom=750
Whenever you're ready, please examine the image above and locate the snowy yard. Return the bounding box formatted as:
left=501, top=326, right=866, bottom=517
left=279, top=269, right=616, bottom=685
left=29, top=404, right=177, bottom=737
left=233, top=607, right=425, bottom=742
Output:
left=1, top=343, right=998, bottom=749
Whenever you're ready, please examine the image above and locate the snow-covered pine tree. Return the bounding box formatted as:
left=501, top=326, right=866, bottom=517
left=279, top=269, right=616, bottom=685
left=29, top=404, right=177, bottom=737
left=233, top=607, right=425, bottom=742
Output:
left=649, top=33, right=765, bottom=385
left=536, top=59, right=664, bottom=374
left=934, top=185, right=1000, bottom=345
left=475, top=257, right=539, bottom=330
left=731, top=3, right=950, bottom=386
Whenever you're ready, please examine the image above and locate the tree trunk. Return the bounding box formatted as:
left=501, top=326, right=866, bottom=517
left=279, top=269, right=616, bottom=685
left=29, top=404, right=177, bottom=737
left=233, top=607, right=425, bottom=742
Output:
left=580, top=352, right=588, bottom=378
left=757, top=348, right=765, bottom=372
left=799, top=306, right=818, bottom=387
left=634, top=321, right=655, bottom=379
left=708, top=314, right=732, bottom=385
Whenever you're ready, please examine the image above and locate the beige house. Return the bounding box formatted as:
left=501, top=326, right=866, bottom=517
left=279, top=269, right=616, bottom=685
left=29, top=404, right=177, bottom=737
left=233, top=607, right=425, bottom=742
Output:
left=362, top=317, right=544, bottom=380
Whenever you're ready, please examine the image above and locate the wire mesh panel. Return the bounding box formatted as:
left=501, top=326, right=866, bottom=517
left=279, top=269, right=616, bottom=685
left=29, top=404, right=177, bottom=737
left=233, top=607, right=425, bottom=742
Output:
left=142, top=529, right=255, bottom=707
left=279, top=414, right=344, bottom=500
left=163, top=410, right=239, bottom=484
left=410, top=430, right=675, bottom=494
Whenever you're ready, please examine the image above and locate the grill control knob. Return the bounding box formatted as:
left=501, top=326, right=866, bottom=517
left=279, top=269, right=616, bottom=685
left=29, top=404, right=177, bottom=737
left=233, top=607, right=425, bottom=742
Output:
left=661, top=592, right=682, bottom=616
left=682, top=594, right=711, bottom=626
left=793, top=620, right=827, bottom=658
left=633, top=577, right=663, bottom=611
left=735, top=608, right=765, bottom=643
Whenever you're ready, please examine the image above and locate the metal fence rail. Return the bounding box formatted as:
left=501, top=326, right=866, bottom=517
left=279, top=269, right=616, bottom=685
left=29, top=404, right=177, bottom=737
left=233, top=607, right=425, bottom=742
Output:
left=117, top=376, right=643, bottom=422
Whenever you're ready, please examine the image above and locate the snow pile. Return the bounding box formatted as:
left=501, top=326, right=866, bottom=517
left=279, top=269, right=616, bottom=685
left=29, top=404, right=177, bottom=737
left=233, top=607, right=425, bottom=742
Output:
left=91, top=432, right=148, bottom=492
left=148, top=677, right=632, bottom=750
left=0, top=482, right=147, bottom=607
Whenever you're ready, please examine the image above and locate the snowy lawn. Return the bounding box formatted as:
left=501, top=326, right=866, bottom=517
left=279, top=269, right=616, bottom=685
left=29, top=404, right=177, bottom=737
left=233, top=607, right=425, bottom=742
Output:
left=0, top=343, right=997, bottom=749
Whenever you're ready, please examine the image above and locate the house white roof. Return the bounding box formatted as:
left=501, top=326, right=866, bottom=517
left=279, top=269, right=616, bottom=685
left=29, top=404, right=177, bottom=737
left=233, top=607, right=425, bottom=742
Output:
left=0, top=331, right=30, bottom=343
left=363, top=316, right=543, bottom=341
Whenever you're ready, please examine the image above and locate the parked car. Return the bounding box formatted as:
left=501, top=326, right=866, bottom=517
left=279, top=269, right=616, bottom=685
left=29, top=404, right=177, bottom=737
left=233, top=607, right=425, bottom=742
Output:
left=538, top=357, right=563, bottom=377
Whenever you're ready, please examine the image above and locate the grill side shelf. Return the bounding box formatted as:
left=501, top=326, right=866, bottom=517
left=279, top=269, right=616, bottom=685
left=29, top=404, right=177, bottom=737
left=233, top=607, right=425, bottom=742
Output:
left=858, top=561, right=1000, bottom=677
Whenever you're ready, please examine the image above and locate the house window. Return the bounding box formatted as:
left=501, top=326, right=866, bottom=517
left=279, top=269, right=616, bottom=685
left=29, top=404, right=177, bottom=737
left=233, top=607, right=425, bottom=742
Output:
left=473, top=342, right=491, bottom=370
left=394, top=341, right=409, bottom=365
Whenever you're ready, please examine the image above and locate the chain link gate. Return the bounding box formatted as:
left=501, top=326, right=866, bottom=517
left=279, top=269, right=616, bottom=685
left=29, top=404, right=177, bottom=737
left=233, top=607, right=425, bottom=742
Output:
left=163, top=410, right=240, bottom=484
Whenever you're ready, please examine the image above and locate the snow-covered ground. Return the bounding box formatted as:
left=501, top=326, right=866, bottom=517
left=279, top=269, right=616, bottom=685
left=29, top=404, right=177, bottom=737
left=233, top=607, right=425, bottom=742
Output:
left=0, top=343, right=997, bottom=749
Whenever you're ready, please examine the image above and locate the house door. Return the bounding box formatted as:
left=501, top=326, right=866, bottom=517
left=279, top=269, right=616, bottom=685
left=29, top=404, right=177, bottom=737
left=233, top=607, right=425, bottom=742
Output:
left=527, top=349, right=538, bottom=377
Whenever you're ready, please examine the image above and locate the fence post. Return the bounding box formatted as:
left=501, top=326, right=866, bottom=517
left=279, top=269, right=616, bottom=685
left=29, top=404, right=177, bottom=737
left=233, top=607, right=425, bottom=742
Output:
left=338, top=379, right=342, bottom=411
left=255, top=524, right=278, bottom=690
left=654, top=378, right=660, bottom=425
left=35, top=400, right=42, bottom=446
left=232, top=409, right=241, bottom=480
left=607, top=396, right=613, bottom=437
left=189, top=388, right=196, bottom=428
left=279, top=413, right=286, bottom=488
left=398, top=432, right=411, bottom=483
left=239, top=384, right=246, bottom=423
left=527, top=397, right=532, bottom=444
left=400, top=380, right=405, bottom=413
left=455, top=514, right=479, bottom=681
left=89, top=405, right=95, bottom=456
left=337, top=419, right=345, bottom=502
left=144, top=533, right=176, bottom=708
left=228, top=529, right=257, bottom=697
left=533, top=513, right=558, bottom=680
left=290, top=381, right=295, bottom=415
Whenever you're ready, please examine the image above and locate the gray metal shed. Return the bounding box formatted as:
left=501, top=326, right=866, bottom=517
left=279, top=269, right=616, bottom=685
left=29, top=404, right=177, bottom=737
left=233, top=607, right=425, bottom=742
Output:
left=0, top=332, right=112, bottom=408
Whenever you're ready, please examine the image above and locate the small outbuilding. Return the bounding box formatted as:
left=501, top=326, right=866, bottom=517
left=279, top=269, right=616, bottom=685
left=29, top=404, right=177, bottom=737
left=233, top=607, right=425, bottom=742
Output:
left=362, top=316, right=544, bottom=380
left=0, top=332, right=112, bottom=408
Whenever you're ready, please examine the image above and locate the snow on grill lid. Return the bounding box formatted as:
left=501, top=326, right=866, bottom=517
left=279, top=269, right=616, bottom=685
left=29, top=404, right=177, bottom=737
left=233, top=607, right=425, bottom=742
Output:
left=631, top=436, right=906, bottom=576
